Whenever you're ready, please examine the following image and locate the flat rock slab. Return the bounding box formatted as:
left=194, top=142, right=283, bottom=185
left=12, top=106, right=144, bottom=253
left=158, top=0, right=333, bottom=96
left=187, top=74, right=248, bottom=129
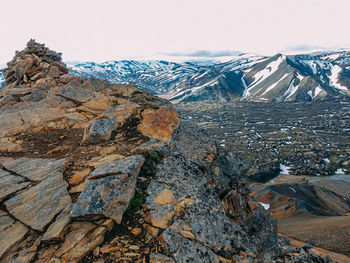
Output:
left=43, top=204, right=72, bottom=242
left=3, top=158, right=65, bottom=181
left=82, top=118, right=118, bottom=143
left=102, top=101, right=140, bottom=121
left=0, top=169, right=30, bottom=202
left=70, top=173, right=137, bottom=223
left=58, top=86, right=94, bottom=103
left=0, top=211, right=28, bottom=258
left=4, top=161, right=71, bottom=231
left=89, top=155, right=145, bottom=179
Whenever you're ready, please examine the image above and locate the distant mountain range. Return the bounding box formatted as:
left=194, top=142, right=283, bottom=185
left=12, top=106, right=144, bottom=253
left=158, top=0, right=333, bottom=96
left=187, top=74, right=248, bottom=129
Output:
left=1, top=50, right=350, bottom=103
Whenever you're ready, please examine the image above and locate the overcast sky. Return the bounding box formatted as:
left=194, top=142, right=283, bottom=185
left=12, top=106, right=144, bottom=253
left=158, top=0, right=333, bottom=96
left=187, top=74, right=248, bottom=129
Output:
left=1, top=0, right=350, bottom=64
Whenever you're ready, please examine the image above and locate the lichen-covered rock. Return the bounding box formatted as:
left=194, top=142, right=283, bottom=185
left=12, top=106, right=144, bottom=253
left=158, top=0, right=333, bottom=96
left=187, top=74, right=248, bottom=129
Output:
left=42, top=204, right=72, bottom=242
left=0, top=170, right=30, bottom=202
left=137, top=106, right=180, bottom=142
left=0, top=211, right=28, bottom=258
left=101, top=100, right=140, bottom=121
left=3, top=158, right=66, bottom=181
left=82, top=118, right=118, bottom=143
left=88, top=155, right=145, bottom=179
left=70, top=173, right=138, bottom=223
left=4, top=169, right=71, bottom=231
left=145, top=121, right=280, bottom=261
left=58, top=85, right=95, bottom=103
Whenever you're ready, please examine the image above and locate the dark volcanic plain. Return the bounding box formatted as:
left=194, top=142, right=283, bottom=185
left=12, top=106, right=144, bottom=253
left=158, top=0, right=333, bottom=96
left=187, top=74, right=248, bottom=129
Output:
left=176, top=98, right=350, bottom=182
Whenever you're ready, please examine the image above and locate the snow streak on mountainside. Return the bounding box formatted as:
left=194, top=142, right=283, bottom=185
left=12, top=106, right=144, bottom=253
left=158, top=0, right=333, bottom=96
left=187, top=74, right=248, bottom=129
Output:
left=0, top=73, right=4, bottom=87
left=66, top=50, right=350, bottom=103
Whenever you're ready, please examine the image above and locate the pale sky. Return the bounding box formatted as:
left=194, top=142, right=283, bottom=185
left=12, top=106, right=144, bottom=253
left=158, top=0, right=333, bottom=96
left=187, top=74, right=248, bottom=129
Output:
left=1, top=0, right=350, bottom=64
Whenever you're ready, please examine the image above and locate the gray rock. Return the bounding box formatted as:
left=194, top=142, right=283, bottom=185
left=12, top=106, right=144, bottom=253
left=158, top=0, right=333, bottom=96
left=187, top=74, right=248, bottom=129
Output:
left=5, top=166, right=71, bottom=231
left=163, top=229, right=218, bottom=263
left=3, top=158, right=65, bottom=181
left=42, top=204, right=72, bottom=242
left=59, top=85, right=94, bottom=103
left=174, top=194, right=242, bottom=252
left=32, top=77, right=56, bottom=90
left=24, top=89, right=47, bottom=102
left=70, top=173, right=137, bottom=223
left=0, top=212, right=28, bottom=258
left=89, top=155, right=145, bottom=179
left=82, top=118, right=118, bottom=144
left=7, top=236, right=42, bottom=263
left=145, top=123, right=281, bottom=261
left=170, top=120, right=216, bottom=168
left=0, top=170, right=30, bottom=202
left=59, top=74, right=76, bottom=84
left=102, top=101, right=139, bottom=121
left=48, top=66, right=60, bottom=78
left=149, top=253, right=175, bottom=263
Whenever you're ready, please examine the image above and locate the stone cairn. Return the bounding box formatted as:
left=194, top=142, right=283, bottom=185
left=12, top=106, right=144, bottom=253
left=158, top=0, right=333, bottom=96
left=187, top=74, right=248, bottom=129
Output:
left=2, top=39, right=67, bottom=87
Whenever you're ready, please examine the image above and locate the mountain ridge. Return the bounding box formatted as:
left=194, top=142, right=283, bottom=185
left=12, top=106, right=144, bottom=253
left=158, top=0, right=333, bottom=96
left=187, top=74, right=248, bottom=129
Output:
left=1, top=49, right=350, bottom=103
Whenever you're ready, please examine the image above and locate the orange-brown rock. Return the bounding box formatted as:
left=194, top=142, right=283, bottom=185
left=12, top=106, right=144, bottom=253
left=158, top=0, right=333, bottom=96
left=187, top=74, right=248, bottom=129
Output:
left=154, top=189, right=175, bottom=205
left=137, top=106, right=180, bottom=143
left=68, top=169, right=91, bottom=185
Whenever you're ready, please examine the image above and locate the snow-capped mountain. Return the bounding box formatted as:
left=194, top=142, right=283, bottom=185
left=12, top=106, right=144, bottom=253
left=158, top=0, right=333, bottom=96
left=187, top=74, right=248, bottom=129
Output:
left=242, top=50, right=350, bottom=102
left=68, top=50, right=350, bottom=103
left=68, top=54, right=266, bottom=103
left=0, top=50, right=334, bottom=102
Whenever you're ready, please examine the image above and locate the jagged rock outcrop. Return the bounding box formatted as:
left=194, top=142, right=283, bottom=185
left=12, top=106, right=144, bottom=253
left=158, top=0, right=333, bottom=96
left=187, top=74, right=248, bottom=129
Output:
left=0, top=41, right=332, bottom=263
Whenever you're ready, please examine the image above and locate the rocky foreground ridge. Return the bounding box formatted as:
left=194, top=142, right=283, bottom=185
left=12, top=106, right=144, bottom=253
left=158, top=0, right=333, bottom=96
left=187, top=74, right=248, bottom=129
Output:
left=0, top=41, right=333, bottom=262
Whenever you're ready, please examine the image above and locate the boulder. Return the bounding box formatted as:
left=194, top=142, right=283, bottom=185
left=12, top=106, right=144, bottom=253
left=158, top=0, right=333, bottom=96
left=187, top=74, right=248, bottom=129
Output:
left=137, top=106, right=180, bottom=142
left=4, top=159, right=71, bottom=231
left=58, top=85, right=95, bottom=103
left=101, top=101, right=140, bottom=121
left=82, top=118, right=118, bottom=143
left=59, top=74, right=75, bottom=84
left=70, top=173, right=137, bottom=223
left=88, top=155, right=145, bottom=179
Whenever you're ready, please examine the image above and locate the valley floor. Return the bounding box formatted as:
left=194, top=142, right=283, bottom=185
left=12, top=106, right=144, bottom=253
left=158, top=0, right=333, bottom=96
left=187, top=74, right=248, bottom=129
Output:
left=176, top=98, right=350, bottom=181
left=279, top=215, right=350, bottom=257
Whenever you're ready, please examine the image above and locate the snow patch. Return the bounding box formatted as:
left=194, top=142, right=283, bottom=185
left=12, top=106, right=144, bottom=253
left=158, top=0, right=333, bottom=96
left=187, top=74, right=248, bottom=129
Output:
left=307, top=90, right=313, bottom=99
left=258, top=202, right=270, bottom=210
left=289, top=187, right=296, bottom=193
left=314, top=86, right=322, bottom=97
left=323, top=158, right=330, bottom=164
left=284, top=73, right=304, bottom=101
left=280, top=164, right=291, bottom=175
left=335, top=168, right=346, bottom=175
left=329, top=65, right=348, bottom=91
